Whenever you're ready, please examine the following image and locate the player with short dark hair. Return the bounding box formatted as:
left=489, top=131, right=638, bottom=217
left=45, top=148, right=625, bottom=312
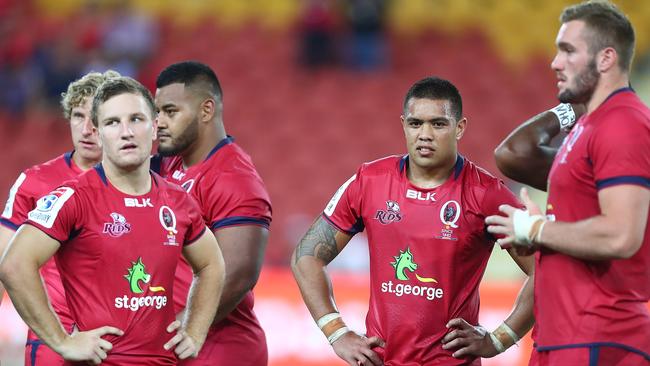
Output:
left=292, top=76, right=535, bottom=365
left=487, top=1, right=650, bottom=364
left=0, top=76, right=226, bottom=365
left=154, top=61, right=272, bottom=366
left=0, top=70, right=119, bottom=366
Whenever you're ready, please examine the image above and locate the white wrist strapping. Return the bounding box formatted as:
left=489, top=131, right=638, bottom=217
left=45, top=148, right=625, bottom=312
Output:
left=499, top=323, right=520, bottom=343
left=550, top=103, right=576, bottom=131
left=327, top=326, right=350, bottom=344
left=489, top=332, right=506, bottom=353
left=317, top=312, right=341, bottom=329
left=513, top=209, right=545, bottom=246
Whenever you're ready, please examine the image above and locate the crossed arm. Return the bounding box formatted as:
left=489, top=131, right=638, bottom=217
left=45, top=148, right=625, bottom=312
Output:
left=487, top=185, right=650, bottom=260
left=291, top=216, right=384, bottom=366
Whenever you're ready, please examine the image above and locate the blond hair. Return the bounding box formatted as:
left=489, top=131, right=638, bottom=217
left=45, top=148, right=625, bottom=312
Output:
left=60, top=70, right=121, bottom=119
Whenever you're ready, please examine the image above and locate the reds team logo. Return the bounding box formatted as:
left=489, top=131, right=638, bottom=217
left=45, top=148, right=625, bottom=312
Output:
left=375, top=200, right=403, bottom=225
left=103, top=212, right=132, bottom=237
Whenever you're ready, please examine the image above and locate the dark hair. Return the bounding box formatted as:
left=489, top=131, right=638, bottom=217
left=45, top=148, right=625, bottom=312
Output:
left=403, top=77, right=463, bottom=121
left=560, top=0, right=635, bottom=72
left=156, top=61, right=223, bottom=100
left=91, top=76, right=156, bottom=127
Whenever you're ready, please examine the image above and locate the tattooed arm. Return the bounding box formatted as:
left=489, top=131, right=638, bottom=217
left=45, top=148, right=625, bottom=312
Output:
left=291, top=216, right=384, bottom=366
left=291, top=215, right=352, bottom=318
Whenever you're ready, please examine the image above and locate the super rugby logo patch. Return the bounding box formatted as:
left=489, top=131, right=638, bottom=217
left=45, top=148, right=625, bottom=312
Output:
left=28, top=187, right=75, bottom=229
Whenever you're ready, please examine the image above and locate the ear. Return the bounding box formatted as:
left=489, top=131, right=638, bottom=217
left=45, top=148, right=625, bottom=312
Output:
left=201, top=98, right=216, bottom=122
left=455, top=117, right=467, bottom=140
left=151, top=116, right=158, bottom=141
left=597, top=47, right=617, bottom=73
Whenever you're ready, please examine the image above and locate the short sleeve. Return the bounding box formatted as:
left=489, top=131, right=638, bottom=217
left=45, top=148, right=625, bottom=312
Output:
left=481, top=180, right=521, bottom=249
left=183, top=193, right=208, bottom=246
left=25, top=186, right=79, bottom=243
left=1, top=172, right=33, bottom=230
left=590, top=108, right=650, bottom=190
left=481, top=180, right=521, bottom=218
left=199, top=172, right=272, bottom=231
left=322, top=171, right=364, bottom=235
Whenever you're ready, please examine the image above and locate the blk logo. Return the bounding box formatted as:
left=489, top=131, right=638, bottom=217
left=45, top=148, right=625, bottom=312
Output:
left=406, top=189, right=436, bottom=202
left=124, top=198, right=153, bottom=208
left=172, top=170, right=186, bottom=180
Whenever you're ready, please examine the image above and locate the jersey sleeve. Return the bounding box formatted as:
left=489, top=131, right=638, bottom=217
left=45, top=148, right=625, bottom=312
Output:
left=25, top=186, right=79, bottom=243
left=199, top=171, right=272, bottom=231
left=481, top=180, right=521, bottom=248
left=182, top=193, right=208, bottom=246
left=590, top=107, right=650, bottom=190
left=322, top=170, right=364, bottom=235
left=1, top=171, right=46, bottom=230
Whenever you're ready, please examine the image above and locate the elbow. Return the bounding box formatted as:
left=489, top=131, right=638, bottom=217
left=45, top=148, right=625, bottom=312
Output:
left=610, top=236, right=643, bottom=259
left=494, top=144, right=524, bottom=179
left=0, top=259, right=19, bottom=290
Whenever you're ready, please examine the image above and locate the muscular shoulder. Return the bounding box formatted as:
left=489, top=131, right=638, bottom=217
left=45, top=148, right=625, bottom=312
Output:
left=21, top=154, right=73, bottom=194
left=356, top=155, right=403, bottom=179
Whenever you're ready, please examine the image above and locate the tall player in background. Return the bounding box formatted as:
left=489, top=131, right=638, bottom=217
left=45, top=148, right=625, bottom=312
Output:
left=0, top=70, right=119, bottom=366
left=292, top=77, right=535, bottom=365
left=154, top=61, right=272, bottom=366
left=0, top=76, right=225, bottom=365
left=487, top=1, right=650, bottom=364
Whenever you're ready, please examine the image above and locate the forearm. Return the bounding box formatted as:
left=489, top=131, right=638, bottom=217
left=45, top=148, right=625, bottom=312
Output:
left=291, top=254, right=338, bottom=319
left=539, top=217, right=639, bottom=260
left=502, top=274, right=535, bottom=337
left=184, top=263, right=224, bottom=341
left=0, top=266, right=67, bottom=351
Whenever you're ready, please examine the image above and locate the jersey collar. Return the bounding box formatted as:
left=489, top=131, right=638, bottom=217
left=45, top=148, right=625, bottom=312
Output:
left=205, top=135, right=234, bottom=161
left=399, top=154, right=465, bottom=180
left=603, top=86, right=634, bottom=104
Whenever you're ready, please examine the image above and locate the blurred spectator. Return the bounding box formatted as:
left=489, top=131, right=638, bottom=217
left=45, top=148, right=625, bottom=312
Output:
left=343, top=0, right=388, bottom=71
left=98, top=0, right=158, bottom=77
left=298, top=0, right=340, bottom=69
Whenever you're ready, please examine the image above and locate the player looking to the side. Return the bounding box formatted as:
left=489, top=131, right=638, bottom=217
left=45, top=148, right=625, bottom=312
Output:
left=0, top=70, right=119, bottom=366
left=487, top=1, right=650, bottom=364
left=292, top=77, right=535, bottom=365
left=154, top=61, right=272, bottom=366
left=0, top=76, right=225, bottom=365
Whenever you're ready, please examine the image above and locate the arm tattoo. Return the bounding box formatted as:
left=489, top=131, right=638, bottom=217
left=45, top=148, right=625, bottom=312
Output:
left=295, top=218, right=339, bottom=265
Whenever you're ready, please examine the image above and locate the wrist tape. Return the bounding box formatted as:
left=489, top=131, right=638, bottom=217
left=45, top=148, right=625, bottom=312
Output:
left=550, top=103, right=577, bottom=131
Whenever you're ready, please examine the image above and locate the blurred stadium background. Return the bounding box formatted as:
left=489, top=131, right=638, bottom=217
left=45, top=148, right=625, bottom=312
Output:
left=1, top=0, right=649, bottom=365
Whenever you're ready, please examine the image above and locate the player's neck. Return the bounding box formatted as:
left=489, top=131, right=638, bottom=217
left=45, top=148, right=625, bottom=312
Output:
left=102, top=160, right=152, bottom=196
left=407, top=161, right=454, bottom=189
left=586, top=74, right=629, bottom=114
left=72, top=154, right=100, bottom=171
left=181, top=122, right=227, bottom=168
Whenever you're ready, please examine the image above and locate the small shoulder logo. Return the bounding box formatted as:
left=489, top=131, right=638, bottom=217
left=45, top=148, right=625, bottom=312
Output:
left=181, top=179, right=195, bottom=193
left=375, top=200, right=403, bottom=225
left=159, top=206, right=178, bottom=246
left=103, top=213, right=132, bottom=237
